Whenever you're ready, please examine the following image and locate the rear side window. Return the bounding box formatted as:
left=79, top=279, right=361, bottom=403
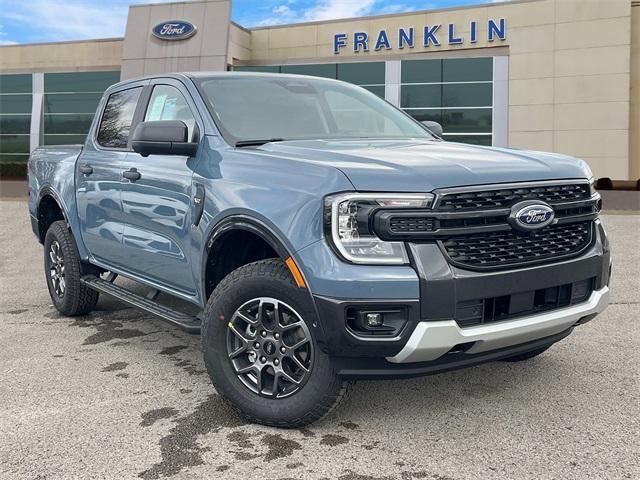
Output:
left=96, top=87, right=142, bottom=149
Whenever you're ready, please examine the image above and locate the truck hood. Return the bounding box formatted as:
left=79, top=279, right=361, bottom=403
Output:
left=259, top=139, right=592, bottom=191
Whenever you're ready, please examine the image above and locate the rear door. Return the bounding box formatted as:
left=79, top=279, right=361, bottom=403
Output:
left=76, top=84, right=145, bottom=266
left=119, top=79, right=202, bottom=295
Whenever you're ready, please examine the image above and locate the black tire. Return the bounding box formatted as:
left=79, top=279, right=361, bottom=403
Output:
left=499, top=346, right=550, bottom=362
left=44, top=220, right=98, bottom=316
left=202, top=259, right=350, bottom=428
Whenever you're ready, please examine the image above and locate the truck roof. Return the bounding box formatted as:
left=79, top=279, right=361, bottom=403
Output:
left=105, top=71, right=344, bottom=93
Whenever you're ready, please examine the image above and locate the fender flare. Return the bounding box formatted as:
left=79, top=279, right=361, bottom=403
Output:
left=36, top=185, right=71, bottom=242
left=37, top=185, right=70, bottom=223
left=201, top=215, right=295, bottom=295
left=200, top=215, right=329, bottom=345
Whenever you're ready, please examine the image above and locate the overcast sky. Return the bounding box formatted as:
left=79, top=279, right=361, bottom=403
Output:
left=0, top=0, right=506, bottom=45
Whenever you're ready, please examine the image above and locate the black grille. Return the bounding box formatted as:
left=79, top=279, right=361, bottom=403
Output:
left=456, top=278, right=595, bottom=327
left=441, top=221, right=592, bottom=269
left=437, top=183, right=590, bottom=211
left=389, top=217, right=436, bottom=233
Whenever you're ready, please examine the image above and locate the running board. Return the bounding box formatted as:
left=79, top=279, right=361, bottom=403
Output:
left=81, top=276, right=201, bottom=334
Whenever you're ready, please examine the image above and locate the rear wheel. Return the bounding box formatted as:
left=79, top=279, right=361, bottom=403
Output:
left=202, top=259, right=349, bottom=427
left=44, top=220, right=98, bottom=316
left=499, top=346, right=550, bottom=362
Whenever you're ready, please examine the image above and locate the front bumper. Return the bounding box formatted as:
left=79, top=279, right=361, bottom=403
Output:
left=387, top=286, right=609, bottom=363
left=312, top=221, right=610, bottom=378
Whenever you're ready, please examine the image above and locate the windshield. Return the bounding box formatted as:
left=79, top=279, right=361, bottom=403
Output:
left=195, top=74, right=434, bottom=145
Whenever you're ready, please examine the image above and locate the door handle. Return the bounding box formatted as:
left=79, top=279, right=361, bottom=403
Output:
left=123, top=168, right=141, bottom=182
left=79, top=164, right=93, bottom=175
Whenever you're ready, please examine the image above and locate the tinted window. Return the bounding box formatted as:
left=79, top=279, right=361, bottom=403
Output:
left=281, top=64, right=337, bottom=79
left=144, top=85, right=196, bottom=141
left=96, top=87, right=142, bottom=148
left=337, top=62, right=384, bottom=85
left=45, top=71, right=120, bottom=93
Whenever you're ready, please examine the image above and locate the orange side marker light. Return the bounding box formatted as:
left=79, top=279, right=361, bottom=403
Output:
left=285, top=257, right=306, bottom=289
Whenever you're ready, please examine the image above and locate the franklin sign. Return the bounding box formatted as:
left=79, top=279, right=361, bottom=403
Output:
left=333, top=18, right=506, bottom=54
left=152, top=21, right=197, bottom=41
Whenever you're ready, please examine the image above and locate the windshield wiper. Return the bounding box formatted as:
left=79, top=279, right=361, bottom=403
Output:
left=235, top=138, right=284, bottom=147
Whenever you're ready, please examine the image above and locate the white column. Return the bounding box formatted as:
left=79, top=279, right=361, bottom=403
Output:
left=384, top=60, right=401, bottom=107
left=30, top=73, right=44, bottom=153
left=492, top=56, right=509, bottom=148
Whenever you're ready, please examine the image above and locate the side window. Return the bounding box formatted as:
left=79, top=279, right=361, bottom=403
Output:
left=145, top=85, right=197, bottom=141
left=96, top=87, right=142, bottom=149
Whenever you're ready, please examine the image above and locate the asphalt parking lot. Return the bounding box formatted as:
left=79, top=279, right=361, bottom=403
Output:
left=0, top=199, right=638, bottom=480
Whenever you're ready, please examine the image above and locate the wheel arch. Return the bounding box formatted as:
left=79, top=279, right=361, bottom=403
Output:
left=201, top=215, right=306, bottom=300
left=36, top=186, right=69, bottom=243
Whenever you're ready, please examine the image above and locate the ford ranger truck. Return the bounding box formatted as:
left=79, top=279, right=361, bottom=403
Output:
left=28, top=73, right=611, bottom=427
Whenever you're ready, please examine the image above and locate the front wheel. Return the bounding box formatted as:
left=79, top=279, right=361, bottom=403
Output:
left=202, top=259, right=350, bottom=428
left=44, top=220, right=98, bottom=316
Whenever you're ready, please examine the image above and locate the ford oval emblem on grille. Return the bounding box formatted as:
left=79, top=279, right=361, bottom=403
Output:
left=509, top=201, right=555, bottom=231
left=152, top=21, right=197, bottom=41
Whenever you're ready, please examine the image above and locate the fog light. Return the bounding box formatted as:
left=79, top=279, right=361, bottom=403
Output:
left=365, top=313, right=384, bottom=327
left=347, top=307, right=407, bottom=337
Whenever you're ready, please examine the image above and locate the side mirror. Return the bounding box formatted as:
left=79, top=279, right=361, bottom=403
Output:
left=421, top=120, right=443, bottom=137
left=131, top=120, right=198, bottom=157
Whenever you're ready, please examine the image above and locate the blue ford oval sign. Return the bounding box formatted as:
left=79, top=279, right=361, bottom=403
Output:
left=510, top=202, right=555, bottom=231
left=152, top=21, right=197, bottom=41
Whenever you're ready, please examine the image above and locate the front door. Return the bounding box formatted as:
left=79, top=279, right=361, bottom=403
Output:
left=76, top=85, right=144, bottom=268
left=119, top=81, right=201, bottom=295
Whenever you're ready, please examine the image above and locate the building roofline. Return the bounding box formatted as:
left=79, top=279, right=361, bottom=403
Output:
left=129, top=0, right=205, bottom=8
left=0, top=37, right=123, bottom=48
left=230, top=20, right=251, bottom=33
left=248, top=0, right=540, bottom=31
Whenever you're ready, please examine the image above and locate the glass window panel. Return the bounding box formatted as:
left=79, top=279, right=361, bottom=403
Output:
left=361, top=85, right=385, bottom=98
left=144, top=85, right=196, bottom=140
left=443, top=58, right=492, bottom=82
left=0, top=115, right=31, bottom=134
left=0, top=134, right=30, bottom=153
left=97, top=87, right=142, bottom=149
left=401, top=59, right=442, bottom=84
left=234, top=66, right=281, bottom=73
left=443, top=134, right=492, bottom=146
left=324, top=90, right=409, bottom=137
left=403, top=109, right=443, bottom=125
left=44, top=92, right=104, bottom=114
left=337, top=62, right=385, bottom=85
left=280, top=64, right=337, bottom=79
left=44, top=114, right=94, bottom=134
left=0, top=74, right=32, bottom=94
left=401, top=84, right=441, bottom=108
left=0, top=153, right=30, bottom=163
left=45, top=71, right=121, bottom=93
left=0, top=94, right=32, bottom=114
left=443, top=83, right=492, bottom=108
left=442, top=108, right=492, bottom=133
left=44, top=134, right=87, bottom=146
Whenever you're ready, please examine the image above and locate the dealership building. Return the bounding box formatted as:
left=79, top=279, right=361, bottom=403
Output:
left=0, top=0, right=638, bottom=181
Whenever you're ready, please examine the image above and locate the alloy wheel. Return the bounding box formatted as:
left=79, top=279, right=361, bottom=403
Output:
left=48, top=240, right=66, bottom=297
left=226, top=297, right=313, bottom=398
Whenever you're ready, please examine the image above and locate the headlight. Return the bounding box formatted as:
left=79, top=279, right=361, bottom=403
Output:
left=324, top=192, right=434, bottom=265
left=589, top=177, right=597, bottom=195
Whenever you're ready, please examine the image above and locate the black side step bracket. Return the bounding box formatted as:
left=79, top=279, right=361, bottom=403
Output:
left=81, top=275, right=201, bottom=334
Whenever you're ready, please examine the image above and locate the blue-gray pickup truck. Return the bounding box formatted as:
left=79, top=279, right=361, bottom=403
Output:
left=28, top=72, right=611, bottom=427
